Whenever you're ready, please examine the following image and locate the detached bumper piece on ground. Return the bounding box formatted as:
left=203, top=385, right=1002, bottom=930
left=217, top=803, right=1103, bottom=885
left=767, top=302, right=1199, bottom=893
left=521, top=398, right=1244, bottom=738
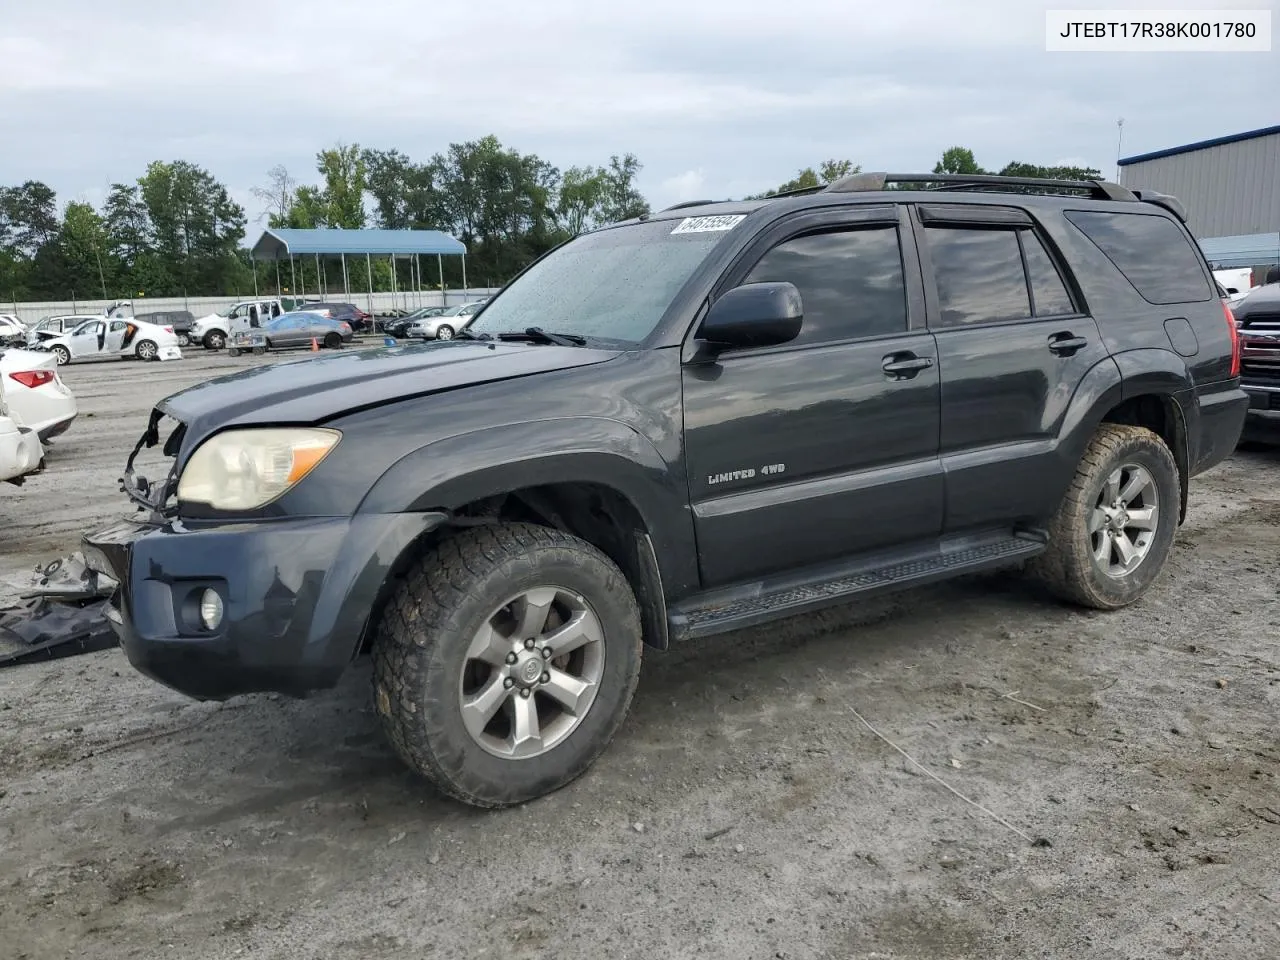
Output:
left=0, top=553, right=118, bottom=667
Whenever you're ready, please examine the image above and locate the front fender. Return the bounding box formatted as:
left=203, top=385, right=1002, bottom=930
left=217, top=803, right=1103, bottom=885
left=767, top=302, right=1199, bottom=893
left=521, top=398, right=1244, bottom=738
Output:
left=357, top=417, right=700, bottom=596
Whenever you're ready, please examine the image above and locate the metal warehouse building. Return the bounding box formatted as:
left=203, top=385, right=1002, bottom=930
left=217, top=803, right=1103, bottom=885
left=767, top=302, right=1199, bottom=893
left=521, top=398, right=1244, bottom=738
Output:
left=1118, top=125, right=1280, bottom=269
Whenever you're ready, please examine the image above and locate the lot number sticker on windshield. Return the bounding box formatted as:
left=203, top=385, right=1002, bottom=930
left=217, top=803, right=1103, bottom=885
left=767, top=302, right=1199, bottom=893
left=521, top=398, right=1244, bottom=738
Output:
left=671, top=215, right=746, bottom=234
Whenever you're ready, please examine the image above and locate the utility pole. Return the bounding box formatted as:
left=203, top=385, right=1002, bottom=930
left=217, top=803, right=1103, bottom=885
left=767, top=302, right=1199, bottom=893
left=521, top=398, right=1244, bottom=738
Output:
left=1115, top=118, right=1125, bottom=182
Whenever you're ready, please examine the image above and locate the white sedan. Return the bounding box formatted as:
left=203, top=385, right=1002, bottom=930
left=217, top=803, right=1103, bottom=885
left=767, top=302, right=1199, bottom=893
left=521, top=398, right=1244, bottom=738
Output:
left=0, top=395, right=42, bottom=486
left=40, top=317, right=183, bottom=366
left=0, top=348, right=78, bottom=441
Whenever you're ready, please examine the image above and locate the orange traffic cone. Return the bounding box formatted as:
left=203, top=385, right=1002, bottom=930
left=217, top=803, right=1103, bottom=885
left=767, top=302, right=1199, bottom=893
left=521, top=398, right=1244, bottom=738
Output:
left=310, top=337, right=319, bottom=352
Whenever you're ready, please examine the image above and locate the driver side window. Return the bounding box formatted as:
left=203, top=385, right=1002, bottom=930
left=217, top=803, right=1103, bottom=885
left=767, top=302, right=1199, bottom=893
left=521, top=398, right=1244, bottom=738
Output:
left=741, top=226, right=908, bottom=347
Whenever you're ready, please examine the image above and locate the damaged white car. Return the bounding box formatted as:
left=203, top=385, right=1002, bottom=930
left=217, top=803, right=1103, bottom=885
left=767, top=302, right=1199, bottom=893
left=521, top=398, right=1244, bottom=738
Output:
left=0, top=384, right=42, bottom=486
left=37, top=317, right=183, bottom=366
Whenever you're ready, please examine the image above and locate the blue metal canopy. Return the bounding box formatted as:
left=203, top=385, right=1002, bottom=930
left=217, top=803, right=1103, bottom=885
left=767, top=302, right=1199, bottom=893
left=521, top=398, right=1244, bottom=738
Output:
left=251, top=227, right=466, bottom=260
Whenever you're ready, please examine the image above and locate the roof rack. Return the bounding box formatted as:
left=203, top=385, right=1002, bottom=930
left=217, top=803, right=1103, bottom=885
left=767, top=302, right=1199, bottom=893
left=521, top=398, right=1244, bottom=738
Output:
left=659, top=199, right=722, bottom=212
left=823, top=172, right=1138, bottom=203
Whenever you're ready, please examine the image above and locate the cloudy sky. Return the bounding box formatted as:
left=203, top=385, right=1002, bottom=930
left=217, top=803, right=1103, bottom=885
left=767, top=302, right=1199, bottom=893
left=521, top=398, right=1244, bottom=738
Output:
left=1, top=0, right=1274, bottom=229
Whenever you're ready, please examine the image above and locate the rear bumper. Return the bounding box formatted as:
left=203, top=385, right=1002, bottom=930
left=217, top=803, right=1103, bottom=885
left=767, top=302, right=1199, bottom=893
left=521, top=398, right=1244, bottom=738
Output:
left=1192, top=385, right=1249, bottom=472
left=0, top=416, right=42, bottom=483
left=84, top=511, right=447, bottom=700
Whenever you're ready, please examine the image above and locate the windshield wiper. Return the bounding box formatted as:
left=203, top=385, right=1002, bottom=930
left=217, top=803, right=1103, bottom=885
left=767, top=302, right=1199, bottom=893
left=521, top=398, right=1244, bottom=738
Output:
left=496, top=327, right=588, bottom=347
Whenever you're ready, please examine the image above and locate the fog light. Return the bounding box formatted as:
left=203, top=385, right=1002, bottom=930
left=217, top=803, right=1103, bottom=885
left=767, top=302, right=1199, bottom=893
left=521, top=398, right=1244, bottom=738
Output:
left=199, top=589, right=224, bottom=630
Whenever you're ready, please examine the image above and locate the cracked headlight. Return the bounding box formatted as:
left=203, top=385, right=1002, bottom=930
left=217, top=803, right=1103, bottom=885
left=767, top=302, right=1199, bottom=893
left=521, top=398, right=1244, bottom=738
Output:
left=176, top=427, right=341, bottom=510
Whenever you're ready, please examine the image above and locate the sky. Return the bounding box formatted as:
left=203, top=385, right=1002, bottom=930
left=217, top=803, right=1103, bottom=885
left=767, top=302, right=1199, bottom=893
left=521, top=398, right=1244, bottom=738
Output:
left=1, top=0, right=1275, bottom=231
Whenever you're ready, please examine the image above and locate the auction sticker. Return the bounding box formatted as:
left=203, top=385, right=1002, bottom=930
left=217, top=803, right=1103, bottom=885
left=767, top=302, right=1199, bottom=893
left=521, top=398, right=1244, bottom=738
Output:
left=671, top=215, right=746, bottom=234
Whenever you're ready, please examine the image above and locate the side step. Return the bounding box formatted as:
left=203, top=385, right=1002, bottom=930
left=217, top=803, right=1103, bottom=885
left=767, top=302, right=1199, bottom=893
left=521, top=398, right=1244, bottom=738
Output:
left=668, top=534, right=1044, bottom=641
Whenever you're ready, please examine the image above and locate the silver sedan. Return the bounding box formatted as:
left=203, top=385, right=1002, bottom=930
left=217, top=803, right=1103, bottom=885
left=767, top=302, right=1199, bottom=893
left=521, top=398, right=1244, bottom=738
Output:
left=407, top=300, right=487, bottom=340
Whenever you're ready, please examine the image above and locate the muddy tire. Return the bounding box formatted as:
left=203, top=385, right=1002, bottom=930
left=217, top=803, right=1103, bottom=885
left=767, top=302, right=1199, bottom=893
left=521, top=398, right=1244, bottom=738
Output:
left=227, top=347, right=241, bottom=357
left=1030, top=424, right=1179, bottom=610
left=372, top=522, right=643, bottom=808
left=252, top=345, right=267, bottom=356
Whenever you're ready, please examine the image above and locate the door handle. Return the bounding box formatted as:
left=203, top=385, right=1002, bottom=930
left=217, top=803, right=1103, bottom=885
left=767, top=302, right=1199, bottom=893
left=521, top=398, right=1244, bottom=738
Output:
left=1048, top=333, right=1088, bottom=356
left=881, top=352, right=934, bottom=379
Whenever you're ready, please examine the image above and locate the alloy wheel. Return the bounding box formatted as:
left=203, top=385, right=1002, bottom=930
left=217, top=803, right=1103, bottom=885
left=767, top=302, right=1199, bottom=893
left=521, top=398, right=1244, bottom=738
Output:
left=458, top=586, right=605, bottom=759
left=1090, top=463, right=1159, bottom=578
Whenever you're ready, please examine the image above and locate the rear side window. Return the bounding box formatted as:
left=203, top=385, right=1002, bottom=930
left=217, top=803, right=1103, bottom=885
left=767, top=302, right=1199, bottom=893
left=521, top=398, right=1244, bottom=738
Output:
left=924, top=227, right=1030, bottom=327
left=1064, top=210, right=1211, bottom=305
left=742, top=226, right=907, bottom=345
left=1021, top=232, right=1075, bottom=316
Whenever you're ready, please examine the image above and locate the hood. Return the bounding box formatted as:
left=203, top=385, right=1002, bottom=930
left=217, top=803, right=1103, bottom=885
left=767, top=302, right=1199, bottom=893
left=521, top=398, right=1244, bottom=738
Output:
left=1233, top=283, right=1280, bottom=322
left=160, top=339, right=622, bottom=446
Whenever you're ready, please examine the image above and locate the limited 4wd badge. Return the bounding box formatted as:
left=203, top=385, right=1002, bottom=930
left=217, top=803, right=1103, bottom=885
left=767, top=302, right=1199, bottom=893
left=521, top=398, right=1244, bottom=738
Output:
left=707, top=463, right=786, bottom=485
left=671, top=215, right=746, bottom=234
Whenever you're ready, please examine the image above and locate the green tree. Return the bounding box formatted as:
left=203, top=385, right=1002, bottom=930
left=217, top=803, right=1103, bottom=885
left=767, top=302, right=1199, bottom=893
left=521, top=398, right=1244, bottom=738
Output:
left=0, top=181, right=60, bottom=258
left=933, top=147, right=985, bottom=175
left=598, top=154, right=649, bottom=223
left=60, top=201, right=112, bottom=298
left=103, top=184, right=151, bottom=264
left=998, top=161, right=1104, bottom=180
left=316, top=143, right=367, bottom=228
left=137, top=160, right=246, bottom=294
left=557, top=165, right=607, bottom=236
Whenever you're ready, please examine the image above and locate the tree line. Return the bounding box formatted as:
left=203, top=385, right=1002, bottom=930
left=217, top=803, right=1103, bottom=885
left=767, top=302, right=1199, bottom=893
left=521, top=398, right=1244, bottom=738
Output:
left=0, top=142, right=1101, bottom=303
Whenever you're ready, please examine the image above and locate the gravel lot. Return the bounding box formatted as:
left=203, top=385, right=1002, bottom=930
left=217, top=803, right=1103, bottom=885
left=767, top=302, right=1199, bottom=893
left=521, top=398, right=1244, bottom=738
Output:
left=2, top=349, right=1278, bottom=960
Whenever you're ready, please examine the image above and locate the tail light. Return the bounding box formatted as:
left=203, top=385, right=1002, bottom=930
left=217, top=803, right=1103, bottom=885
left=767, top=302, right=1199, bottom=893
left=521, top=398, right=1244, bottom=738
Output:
left=164, top=326, right=174, bottom=334
left=9, top=370, right=55, bottom=389
left=1250, top=269, right=1255, bottom=287
left=1223, top=299, right=1241, bottom=378
left=341, top=322, right=351, bottom=332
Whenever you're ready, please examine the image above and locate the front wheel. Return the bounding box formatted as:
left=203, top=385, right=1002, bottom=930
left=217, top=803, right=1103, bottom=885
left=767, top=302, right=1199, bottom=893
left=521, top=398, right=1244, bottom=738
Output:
left=52, top=346, right=70, bottom=366
left=372, top=523, right=643, bottom=808
left=204, top=331, right=226, bottom=350
left=1030, top=424, right=1179, bottom=610
left=435, top=325, right=454, bottom=341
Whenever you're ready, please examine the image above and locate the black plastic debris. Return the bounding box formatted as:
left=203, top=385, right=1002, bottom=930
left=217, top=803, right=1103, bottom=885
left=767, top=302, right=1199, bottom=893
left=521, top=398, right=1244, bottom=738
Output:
left=0, top=553, right=118, bottom=667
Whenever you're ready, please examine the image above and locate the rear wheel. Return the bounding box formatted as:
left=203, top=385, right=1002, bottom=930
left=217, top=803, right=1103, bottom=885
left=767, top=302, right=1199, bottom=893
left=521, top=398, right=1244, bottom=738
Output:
left=323, top=332, right=341, bottom=349
left=1030, top=424, right=1179, bottom=610
left=436, top=325, right=455, bottom=341
left=51, top=345, right=70, bottom=366
left=135, top=339, right=158, bottom=361
left=177, top=333, right=190, bottom=347
left=227, top=347, right=241, bottom=357
left=372, top=523, right=643, bottom=808
left=252, top=345, right=267, bottom=356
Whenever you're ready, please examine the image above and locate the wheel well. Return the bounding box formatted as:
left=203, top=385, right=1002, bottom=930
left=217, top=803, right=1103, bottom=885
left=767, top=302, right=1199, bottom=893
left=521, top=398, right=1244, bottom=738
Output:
left=1100, top=393, right=1189, bottom=523
left=358, top=483, right=669, bottom=656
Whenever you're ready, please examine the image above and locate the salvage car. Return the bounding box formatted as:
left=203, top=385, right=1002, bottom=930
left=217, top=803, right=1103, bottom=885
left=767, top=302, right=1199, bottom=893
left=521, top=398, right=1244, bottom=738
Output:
left=38, top=317, right=183, bottom=365
left=0, top=387, right=42, bottom=486
left=0, top=314, right=26, bottom=347
left=85, top=172, right=1245, bottom=809
left=0, top=348, right=77, bottom=441
left=190, top=299, right=286, bottom=350
left=1233, top=279, right=1280, bottom=443
left=25, top=315, right=98, bottom=345
left=382, top=306, right=445, bottom=339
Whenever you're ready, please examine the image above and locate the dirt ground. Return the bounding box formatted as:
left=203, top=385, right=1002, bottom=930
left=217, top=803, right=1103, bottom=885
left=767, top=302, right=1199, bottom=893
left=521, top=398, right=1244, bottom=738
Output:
left=1, top=348, right=1278, bottom=960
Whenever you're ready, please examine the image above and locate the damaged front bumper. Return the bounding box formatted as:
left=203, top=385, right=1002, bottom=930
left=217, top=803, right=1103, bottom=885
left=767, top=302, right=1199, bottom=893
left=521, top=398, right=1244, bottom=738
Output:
left=0, top=415, right=43, bottom=486
left=89, top=410, right=447, bottom=699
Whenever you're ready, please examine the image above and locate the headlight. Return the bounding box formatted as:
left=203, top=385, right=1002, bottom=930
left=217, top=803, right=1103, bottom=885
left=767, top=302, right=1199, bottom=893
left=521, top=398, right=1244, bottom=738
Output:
left=176, top=427, right=341, bottom=510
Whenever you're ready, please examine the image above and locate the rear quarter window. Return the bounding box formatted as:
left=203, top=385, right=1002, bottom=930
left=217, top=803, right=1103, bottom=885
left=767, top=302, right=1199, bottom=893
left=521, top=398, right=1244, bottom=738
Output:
left=1064, top=210, right=1211, bottom=305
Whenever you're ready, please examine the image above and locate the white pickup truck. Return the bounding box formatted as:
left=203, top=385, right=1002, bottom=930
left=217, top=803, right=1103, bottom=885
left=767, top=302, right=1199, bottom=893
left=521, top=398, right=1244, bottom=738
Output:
left=190, top=299, right=289, bottom=350
left=1213, top=268, right=1255, bottom=304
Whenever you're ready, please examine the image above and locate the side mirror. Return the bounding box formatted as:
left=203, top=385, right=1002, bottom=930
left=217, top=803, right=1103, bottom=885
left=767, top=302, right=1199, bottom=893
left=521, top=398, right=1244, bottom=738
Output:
left=697, top=281, right=803, bottom=355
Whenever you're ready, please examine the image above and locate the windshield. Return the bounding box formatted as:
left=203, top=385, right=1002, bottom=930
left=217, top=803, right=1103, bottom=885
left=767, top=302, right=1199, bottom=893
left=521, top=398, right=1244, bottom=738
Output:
left=465, top=218, right=734, bottom=343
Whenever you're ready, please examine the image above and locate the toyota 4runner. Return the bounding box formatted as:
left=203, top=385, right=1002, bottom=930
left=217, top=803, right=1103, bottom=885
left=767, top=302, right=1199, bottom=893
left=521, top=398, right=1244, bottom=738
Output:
left=85, top=172, right=1247, bottom=808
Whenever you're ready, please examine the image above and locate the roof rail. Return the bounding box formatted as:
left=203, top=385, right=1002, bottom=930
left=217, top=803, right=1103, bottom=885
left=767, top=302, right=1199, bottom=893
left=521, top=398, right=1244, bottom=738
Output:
left=764, top=184, right=830, bottom=199
left=824, top=172, right=1138, bottom=203
left=1130, top=189, right=1188, bottom=222
left=659, top=199, right=722, bottom=212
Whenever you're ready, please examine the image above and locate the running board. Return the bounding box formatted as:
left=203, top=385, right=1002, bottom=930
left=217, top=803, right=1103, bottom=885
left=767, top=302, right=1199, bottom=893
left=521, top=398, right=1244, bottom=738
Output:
left=668, top=535, right=1045, bottom=641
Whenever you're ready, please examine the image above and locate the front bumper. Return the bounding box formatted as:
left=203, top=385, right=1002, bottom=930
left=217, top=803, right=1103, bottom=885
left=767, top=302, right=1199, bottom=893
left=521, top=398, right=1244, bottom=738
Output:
left=1241, top=382, right=1280, bottom=443
left=84, top=510, right=447, bottom=700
